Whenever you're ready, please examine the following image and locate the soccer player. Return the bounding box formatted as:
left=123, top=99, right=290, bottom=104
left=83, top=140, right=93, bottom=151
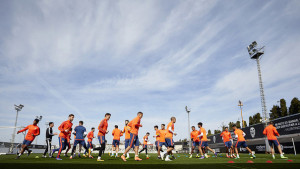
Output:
left=43, top=122, right=58, bottom=158
left=232, top=124, right=256, bottom=159
left=121, top=112, right=143, bottom=162
left=158, top=124, right=167, bottom=160
left=16, top=119, right=40, bottom=159
left=111, top=125, right=123, bottom=157
left=190, top=126, right=200, bottom=158
left=122, top=120, right=131, bottom=159
left=51, top=114, right=74, bottom=160
left=83, top=127, right=95, bottom=158
left=220, top=127, right=233, bottom=158
left=164, top=117, right=177, bottom=161
left=93, top=113, right=111, bottom=162
left=153, top=125, right=162, bottom=158
left=70, top=121, right=90, bottom=159
left=198, top=122, right=217, bottom=159
left=263, top=121, right=287, bottom=159
left=139, top=132, right=150, bottom=158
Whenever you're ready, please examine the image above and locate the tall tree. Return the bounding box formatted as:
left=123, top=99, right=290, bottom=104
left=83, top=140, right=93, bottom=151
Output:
left=214, top=130, right=221, bottom=134
left=243, top=120, right=248, bottom=127
left=289, top=97, right=300, bottom=115
left=249, top=116, right=253, bottom=125
left=280, top=98, right=288, bottom=117
left=207, top=129, right=212, bottom=136
left=253, top=113, right=262, bottom=124
left=228, top=122, right=234, bottom=130
left=236, top=121, right=241, bottom=128
left=270, top=105, right=280, bottom=120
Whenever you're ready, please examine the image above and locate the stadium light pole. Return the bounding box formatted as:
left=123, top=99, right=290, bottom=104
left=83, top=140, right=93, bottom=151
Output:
left=9, top=104, right=24, bottom=154
left=247, top=41, right=270, bottom=152
left=185, top=106, right=191, bottom=153
left=238, top=100, right=244, bottom=128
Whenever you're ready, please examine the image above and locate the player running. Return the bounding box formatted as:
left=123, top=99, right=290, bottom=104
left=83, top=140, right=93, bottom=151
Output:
left=51, top=114, right=74, bottom=160
left=189, top=126, right=200, bottom=158
left=164, top=117, right=177, bottom=161
left=83, top=127, right=95, bottom=158
left=154, top=125, right=163, bottom=159
left=70, top=121, right=91, bottom=159
left=122, top=120, right=131, bottom=159
left=16, top=119, right=40, bottom=159
left=93, top=113, right=111, bottom=162
left=111, top=125, right=123, bottom=157
left=198, top=122, right=217, bottom=159
left=232, top=124, right=256, bottom=159
left=43, top=122, right=58, bottom=158
left=220, top=127, right=234, bottom=158
left=158, top=124, right=167, bottom=160
left=63, top=128, right=72, bottom=157
left=121, top=112, right=143, bottom=161
left=263, top=121, right=287, bottom=159
left=139, top=132, right=150, bottom=158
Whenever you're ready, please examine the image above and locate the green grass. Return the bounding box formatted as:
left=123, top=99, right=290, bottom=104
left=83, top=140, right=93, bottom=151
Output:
left=0, top=153, right=299, bottom=169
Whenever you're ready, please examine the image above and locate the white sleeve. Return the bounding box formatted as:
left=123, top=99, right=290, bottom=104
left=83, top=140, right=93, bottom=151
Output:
left=243, top=132, right=246, bottom=137
left=168, top=126, right=173, bottom=133
left=235, top=134, right=238, bottom=138
left=84, top=132, right=87, bottom=136
left=199, top=133, right=203, bottom=137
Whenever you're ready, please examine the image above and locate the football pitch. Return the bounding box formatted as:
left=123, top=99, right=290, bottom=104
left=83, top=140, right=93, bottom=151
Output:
left=1, top=153, right=300, bottom=169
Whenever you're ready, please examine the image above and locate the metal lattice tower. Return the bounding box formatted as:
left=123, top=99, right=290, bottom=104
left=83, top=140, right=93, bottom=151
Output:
left=247, top=41, right=269, bottom=123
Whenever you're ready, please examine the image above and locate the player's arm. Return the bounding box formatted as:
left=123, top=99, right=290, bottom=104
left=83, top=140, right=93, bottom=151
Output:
left=58, top=122, right=67, bottom=132
left=274, top=128, right=280, bottom=136
left=34, top=127, right=40, bottom=136
left=17, top=126, right=29, bottom=134
left=263, top=128, right=267, bottom=135
left=98, top=120, right=106, bottom=133
left=243, top=132, right=246, bottom=137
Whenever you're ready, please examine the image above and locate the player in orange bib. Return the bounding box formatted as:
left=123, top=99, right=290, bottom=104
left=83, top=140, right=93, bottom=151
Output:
left=139, top=132, right=150, bottom=158
left=158, top=124, right=167, bottom=160
left=16, top=118, right=40, bottom=159
left=111, top=125, right=123, bottom=157
left=198, top=122, right=217, bottom=159
left=83, top=127, right=95, bottom=158
left=154, top=125, right=164, bottom=159
left=220, top=127, right=234, bottom=158
left=232, top=124, right=256, bottom=159
left=189, top=126, right=200, bottom=158
left=121, top=112, right=143, bottom=162
left=263, top=121, right=287, bottom=159
left=122, top=120, right=131, bottom=159
left=164, top=117, right=177, bottom=161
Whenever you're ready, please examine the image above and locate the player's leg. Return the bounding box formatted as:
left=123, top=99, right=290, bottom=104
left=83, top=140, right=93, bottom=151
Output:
left=274, top=140, right=287, bottom=159
left=70, top=140, right=78, bottom=159
left=116, top=144, right=119, bottom=157
left=64, top=141, right=71, bottom=157
left=244, top=141, right=255, bottom=158
left=43, top=140, right=49, bottom=157
left=190, top=145, right=195, bottom=158
left=206, top=146, right=217, bottom=157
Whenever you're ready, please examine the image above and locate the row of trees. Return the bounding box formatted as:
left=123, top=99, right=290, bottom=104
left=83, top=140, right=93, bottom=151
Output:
left=207, top=97, right=300, bottom=136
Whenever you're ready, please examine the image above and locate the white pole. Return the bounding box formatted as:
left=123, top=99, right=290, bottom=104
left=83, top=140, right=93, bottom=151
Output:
left=9, top=109, right=19, bottom=153
left=292, top=137, right=296, bottom=155
left=188, top=112, right=191, bottom=153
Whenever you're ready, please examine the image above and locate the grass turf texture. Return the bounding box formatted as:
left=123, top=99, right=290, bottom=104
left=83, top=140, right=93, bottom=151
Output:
left=1, top=153, right=300, bottom=169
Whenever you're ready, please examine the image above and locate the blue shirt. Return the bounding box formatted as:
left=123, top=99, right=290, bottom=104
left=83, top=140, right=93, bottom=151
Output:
left=74, top=125, right=86, bottom=140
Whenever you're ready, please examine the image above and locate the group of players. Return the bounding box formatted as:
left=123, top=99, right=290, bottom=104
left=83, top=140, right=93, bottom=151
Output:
left=15, top=111, right=287, bottom=161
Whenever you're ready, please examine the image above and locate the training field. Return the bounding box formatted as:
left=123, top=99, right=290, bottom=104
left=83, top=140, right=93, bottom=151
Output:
left=1, top=153, right=300, bottom=169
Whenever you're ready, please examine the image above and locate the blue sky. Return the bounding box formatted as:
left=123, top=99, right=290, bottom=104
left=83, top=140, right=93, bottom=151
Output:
left=0, top=0, right=300, bottom=145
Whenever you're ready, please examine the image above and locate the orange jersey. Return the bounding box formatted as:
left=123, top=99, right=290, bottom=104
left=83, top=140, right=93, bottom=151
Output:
left=159, top=129, right=166, bottom=142
left=18, top=124, right=40, bottom=141
left=66, top=130, right=72, bottom=142
left=128, top=116, right=142, bottom=135
left=199, top=127, right=207, bottom=141
left=263, top=125, right=279, bottom=140
left=143, top=135, right=148, bottom=144
left=87, top=131, right=94, bottom=142
left=220, top=131, right=232, bottom=142
left=166, top=122, right=174, bottom=138
left=122, top=126, right=131, bottom=140
left=234, top=129, right=245, bottom=141
left=98, top=118, right=108, bottom=136
left=191, top=130, right=200, bottom=142
left=58, top=120, right=73, bottom=139
left=112, top=128, right=123, bottom=140
left=155, top=130, right=160, bottom=141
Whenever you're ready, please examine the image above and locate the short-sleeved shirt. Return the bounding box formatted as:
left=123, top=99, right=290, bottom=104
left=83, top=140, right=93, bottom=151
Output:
left=166, top=122, right=174, bottom=138
left=191, top=130, right=200, bottom=142
left=263, top=125, right=279, bottom=140
left=112, top=128, right=123, bottom=140
left=159, top=129, right=166, bottom=142
left=123, top=126, right=131, bottom=140
left=234, top=129, right=245, bottom=141
left=199, top=128, right=207, bottom=141
left=220, top=131, right=232, bottom=142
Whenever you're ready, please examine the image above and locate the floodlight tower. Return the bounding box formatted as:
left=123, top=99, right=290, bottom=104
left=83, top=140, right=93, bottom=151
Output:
left=247, top=41, right=269, bottom=123
left=238, top=100, right=244, bottom=128
left=9, top=104, right=24, bottom=154
left=185, top=106, right=191, bottom=153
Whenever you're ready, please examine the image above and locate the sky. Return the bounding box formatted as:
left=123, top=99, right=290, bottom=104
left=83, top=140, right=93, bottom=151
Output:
left=0, top=0, right=300, bottom=146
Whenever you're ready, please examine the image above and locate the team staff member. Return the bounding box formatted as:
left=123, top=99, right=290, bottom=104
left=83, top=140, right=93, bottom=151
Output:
left=43, top=122, right=58, bottom=158
left=263, top=121, right=287, bottom=159
left=16, top=119, right=40, bottom=159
